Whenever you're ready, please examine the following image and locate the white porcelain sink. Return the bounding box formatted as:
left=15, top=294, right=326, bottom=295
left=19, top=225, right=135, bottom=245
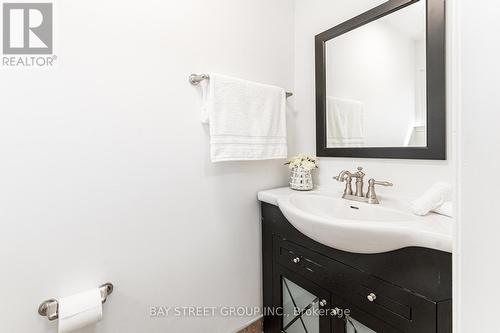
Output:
left=288, top=194, right=415, bottom=223
left=259, top=188, right=452, bottom=254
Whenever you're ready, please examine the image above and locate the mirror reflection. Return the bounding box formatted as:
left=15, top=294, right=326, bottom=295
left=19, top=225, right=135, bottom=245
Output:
left=325, top=1, right=426, bottom=148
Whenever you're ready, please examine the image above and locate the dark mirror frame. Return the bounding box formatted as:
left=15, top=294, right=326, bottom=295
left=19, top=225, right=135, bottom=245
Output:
left=315, top=0, right=446, bottom=160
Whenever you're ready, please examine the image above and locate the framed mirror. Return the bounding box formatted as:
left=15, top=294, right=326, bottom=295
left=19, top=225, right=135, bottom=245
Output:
left=315, top=0, right=446, bottom=160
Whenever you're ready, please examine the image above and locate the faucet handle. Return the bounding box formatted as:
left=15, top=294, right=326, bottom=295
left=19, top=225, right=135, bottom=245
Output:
left=372, top=180, right=393, bottom=187
left=366, top=179, right=393, bottom=204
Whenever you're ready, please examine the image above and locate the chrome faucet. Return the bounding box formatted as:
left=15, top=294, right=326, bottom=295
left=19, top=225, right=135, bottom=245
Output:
left=333, top=167, right=393, bottom=204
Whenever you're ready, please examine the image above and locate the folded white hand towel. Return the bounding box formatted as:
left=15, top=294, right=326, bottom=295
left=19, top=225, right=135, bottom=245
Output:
left=201, top=73, right=287, bottom=162
left=432, top=201, right=454, bottom=217
left=411, top=182, right=452, bottom=216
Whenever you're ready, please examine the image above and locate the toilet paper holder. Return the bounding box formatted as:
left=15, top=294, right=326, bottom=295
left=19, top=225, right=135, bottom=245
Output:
left=38, top=282, right=114, bottom=321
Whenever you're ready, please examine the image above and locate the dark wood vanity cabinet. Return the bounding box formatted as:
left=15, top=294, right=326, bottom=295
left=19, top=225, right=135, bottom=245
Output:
left=261, top=203, right=452, bottom=333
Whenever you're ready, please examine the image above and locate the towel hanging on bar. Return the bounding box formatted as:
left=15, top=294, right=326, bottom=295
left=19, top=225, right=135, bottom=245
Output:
left=189, top=73, right=293, bottom=98
left=196, top=73, right=288, bottom=162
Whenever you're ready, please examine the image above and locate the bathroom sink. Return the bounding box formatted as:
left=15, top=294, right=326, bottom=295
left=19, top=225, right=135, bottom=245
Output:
left=272, top=190, right=452, bottom=254
left=288, top=194, right=415, bottom=223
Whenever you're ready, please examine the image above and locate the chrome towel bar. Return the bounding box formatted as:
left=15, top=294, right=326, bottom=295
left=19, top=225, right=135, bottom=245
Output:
left=38, top=282, right=114, bottom=321
left=189, top=73, right=293, bottom=98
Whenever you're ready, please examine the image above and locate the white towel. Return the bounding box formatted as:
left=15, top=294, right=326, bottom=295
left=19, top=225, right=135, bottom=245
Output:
left=201, top=73, right=287, bottom=162
left=411, top=182, right=452, bottom=216
left=326, top=97, right=365, bottom=147
left=432, top=201, right=453, bottom=217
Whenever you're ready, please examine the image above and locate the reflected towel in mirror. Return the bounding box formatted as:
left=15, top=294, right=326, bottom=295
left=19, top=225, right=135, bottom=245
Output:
left=326, top=97, right=365, bottom=147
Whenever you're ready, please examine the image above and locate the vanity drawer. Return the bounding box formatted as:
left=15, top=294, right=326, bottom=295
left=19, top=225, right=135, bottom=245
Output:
left=274, top=237, right=438, bottom=332
left=274, top=236, right=331, bottom=286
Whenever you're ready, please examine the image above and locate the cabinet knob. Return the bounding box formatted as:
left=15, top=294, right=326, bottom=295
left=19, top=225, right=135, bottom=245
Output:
left=292, top=257, right=301, bottom=264
left=319, top=299, right=327, bottom=307
left=367, top=293, right=377, bottom=302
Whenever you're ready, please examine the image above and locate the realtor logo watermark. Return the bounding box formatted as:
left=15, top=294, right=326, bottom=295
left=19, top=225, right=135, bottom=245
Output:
left=2, top=2, right=56, bottom=67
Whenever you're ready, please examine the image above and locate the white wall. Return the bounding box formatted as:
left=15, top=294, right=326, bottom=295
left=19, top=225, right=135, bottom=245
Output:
left=457, top=0, right=500, bottom=331
left=0, top=0, right=294, bottom=332
left=293, top=0, right=454, bottom=199
left=326, top=18, right=417, bottom=147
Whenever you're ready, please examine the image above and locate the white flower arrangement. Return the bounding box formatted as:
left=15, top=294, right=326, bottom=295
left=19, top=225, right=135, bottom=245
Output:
left=285, top=154, right=319, bottom=171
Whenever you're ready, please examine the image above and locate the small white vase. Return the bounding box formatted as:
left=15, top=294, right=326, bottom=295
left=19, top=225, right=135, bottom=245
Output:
left=289, top=166, right=314, bottom=191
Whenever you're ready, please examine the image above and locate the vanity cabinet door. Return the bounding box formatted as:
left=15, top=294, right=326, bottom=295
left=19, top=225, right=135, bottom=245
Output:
left=274, top=265, right=332, bottom=333
left=274, top=236, right=438, bottom=332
